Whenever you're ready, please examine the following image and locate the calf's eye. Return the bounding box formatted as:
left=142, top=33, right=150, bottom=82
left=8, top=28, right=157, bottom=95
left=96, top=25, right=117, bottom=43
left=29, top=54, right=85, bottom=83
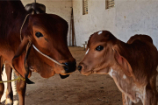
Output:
left=35, top=32, right=43, bottom=38
left=96, top=45, right=104, bottom=51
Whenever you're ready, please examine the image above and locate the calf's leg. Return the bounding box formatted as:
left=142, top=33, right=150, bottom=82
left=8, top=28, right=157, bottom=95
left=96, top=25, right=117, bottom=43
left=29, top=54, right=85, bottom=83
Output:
left=5, top=64, right=13, bottom=105
left=144, top=89, right=157, bottom=105
left=143, top=84, right=157, bottom=105
left=122, top=93, right=134, bottom=105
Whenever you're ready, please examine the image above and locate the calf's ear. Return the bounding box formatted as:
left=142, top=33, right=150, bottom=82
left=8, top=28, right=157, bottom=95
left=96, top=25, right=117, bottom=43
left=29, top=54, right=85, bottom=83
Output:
left=113, top=48, right=133, bottom=77
left=12, top=36, right=34, bottom=84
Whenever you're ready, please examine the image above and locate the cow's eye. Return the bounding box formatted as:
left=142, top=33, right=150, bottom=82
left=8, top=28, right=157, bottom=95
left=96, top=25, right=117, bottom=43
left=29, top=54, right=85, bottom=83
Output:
left=96, top=45, right=104, bottom=51
left=35, top=32, right=43, bottom=38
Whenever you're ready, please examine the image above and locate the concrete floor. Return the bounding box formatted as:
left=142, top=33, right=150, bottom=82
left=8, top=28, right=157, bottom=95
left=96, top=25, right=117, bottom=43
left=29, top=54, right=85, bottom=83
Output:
left=1, top=47, right=158, bottom=105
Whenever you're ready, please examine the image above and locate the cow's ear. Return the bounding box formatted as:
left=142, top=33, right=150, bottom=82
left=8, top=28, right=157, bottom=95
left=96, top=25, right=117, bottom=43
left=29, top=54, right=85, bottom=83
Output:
left=12, top=36, right=34, bottom=84
left=112, top=48, right=133, bottom=76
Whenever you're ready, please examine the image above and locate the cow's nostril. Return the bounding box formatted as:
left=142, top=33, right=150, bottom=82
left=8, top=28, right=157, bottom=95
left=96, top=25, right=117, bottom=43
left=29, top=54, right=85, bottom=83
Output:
left=63, top=63, right=69, bottom=71
left=78, top=65, right=82, bottom=71
left=63, top=62, right=76, bottom=73
left=64, top=63, right=69, bottom=66
left=64, top=66, right=69, bottom=71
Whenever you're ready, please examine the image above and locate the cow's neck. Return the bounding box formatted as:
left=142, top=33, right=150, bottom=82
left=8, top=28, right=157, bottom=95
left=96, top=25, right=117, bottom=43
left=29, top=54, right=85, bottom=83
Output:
left=109, top=68, right=144, bottom=103
left=115, top=39, right=137, bottom=73
left=110, top=39, right=137, bottom=101
left=109, top=40, right=145, bottom=103
left=116, top=40, right=132, bottom=61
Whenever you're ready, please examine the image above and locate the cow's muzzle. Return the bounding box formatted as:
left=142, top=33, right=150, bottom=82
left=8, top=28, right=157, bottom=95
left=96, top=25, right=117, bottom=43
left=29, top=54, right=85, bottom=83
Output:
left=78, top=63, right=91, bottom=75
left=59, top=74, right=69, bottom=79
left=78, top=65, right=82, bottom=72
left=78, top=63, right=85, bottom=72
left=63, top=61, right=76, bottom=73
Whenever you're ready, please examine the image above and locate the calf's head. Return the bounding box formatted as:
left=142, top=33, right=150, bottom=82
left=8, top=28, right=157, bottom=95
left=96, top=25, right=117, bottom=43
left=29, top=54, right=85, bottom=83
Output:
left=78, top=30, right=133, bottom=76
left=12, top=14, right=76, bottom=83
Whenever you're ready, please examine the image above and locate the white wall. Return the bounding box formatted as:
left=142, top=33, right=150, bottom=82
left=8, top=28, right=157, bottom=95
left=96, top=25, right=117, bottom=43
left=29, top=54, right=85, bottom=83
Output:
left=73, top=0, right=158, bottom=48
left=115, top=0, right=158, bottom=47
left=73, top=0, right=115, bottom=46
left=21, top=0, right=72, bottom=46
left=21, top=0, right=158, bottom=48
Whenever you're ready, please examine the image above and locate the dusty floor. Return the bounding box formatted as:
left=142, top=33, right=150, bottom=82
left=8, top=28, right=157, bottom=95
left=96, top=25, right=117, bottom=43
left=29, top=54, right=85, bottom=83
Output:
left=1, top=47, right=158, bottom=105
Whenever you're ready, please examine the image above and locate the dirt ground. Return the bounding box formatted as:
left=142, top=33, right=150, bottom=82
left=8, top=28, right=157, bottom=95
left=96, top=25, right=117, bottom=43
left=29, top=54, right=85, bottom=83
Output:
left=1, top=47, right=158, bottom=105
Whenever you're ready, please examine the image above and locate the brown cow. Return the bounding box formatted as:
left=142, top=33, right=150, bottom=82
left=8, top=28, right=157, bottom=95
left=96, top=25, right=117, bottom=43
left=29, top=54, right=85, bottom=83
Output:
left=0, top=1, right=76, bottom=105
left=78, top=30, right=158, bottom=105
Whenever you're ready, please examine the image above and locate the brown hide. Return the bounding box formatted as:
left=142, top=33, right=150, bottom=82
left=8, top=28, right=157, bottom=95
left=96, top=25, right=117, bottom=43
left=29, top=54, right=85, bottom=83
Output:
left=0, top=1, right=76, bottom=83
left=127, top=34, right=153, bottom=44
left=79, top=30, right=158, bottom=104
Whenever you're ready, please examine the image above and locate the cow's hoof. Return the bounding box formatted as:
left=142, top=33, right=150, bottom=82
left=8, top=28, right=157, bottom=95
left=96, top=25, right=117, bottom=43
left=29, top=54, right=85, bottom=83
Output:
left=5, top=98, right=13, bottom=105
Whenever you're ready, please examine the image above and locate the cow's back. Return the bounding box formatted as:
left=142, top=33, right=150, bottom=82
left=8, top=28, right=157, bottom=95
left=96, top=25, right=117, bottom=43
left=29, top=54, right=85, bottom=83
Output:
left=0, top=1, right=27, bottom=62
left=125, top=35, right=158, bottom=83
left=0, top=1, right=26, bottom=38
left=127, top=34, right=153, bottom=44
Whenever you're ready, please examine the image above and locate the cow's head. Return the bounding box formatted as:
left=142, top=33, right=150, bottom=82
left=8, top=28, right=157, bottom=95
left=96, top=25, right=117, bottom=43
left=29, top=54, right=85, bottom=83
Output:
left=78, top=30, right=133, bottom=76
left=12, top=14, right=76, bottom=83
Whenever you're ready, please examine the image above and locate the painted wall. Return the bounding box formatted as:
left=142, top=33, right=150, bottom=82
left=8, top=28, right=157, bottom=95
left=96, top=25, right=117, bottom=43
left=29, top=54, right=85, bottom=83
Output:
left=73, top=0, right=115, bottom=46
left=73, top=0, right=158, bottom=48
left=21, top=0, right=158, bottom=48
left=21, top=0, right=72, bottom=45
left=115, top=0, right=158, bottom=47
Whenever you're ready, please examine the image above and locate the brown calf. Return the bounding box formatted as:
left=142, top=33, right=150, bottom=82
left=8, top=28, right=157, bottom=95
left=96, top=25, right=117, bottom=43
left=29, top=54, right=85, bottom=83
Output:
left=78, top=30, right=158, bottom=105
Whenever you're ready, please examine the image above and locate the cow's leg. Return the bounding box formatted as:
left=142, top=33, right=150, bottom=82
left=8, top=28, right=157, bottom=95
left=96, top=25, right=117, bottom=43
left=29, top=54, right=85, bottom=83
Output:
left=150, top=72, right=157, bottom=92
left=5, top=64, right=13, bottom=105
left=122, top=93, right=134, bottom=105
left=149, top=72, right=158, bottom=101
left=143, top=84, right=157, bottom=105
left=0, top=57, right=4, bottom=104
left=16, top=79, right=26, bottom=105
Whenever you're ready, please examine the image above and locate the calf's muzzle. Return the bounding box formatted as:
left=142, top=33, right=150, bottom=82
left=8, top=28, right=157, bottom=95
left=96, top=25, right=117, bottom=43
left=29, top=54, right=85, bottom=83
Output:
left=78, top=63, right=86, bottom=73
left=78, top=65, right=82, bottom=72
